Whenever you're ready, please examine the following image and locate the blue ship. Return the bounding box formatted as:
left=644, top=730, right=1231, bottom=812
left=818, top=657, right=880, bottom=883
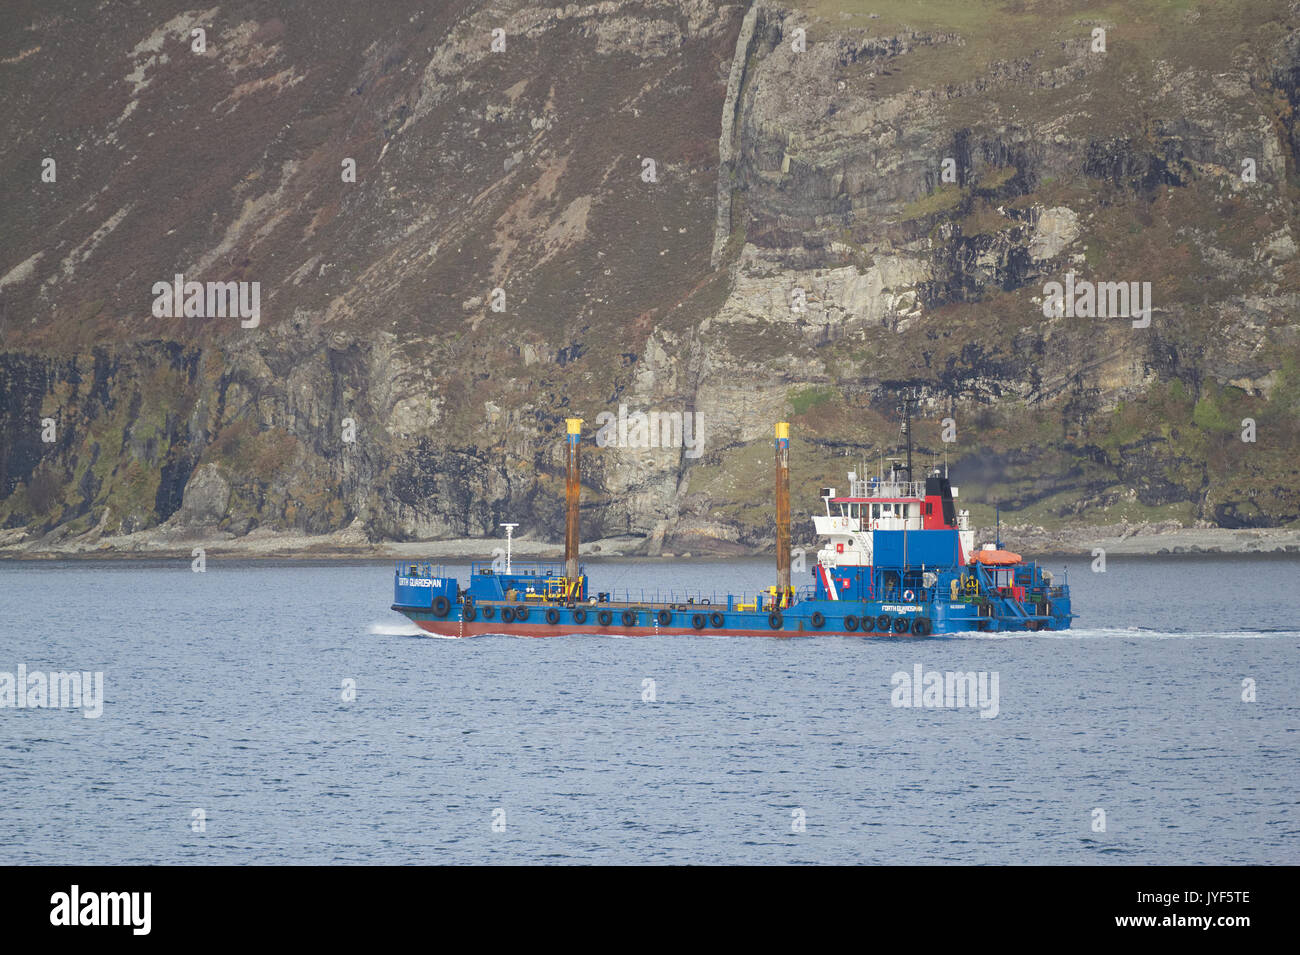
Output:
left=391, top=415, right=1073, bottom=637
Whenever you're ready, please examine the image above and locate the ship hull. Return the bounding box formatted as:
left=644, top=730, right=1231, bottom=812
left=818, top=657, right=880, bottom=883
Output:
left=394, top=598, right=1071, bottom=638
left=409, top=618, right=927, bottom=638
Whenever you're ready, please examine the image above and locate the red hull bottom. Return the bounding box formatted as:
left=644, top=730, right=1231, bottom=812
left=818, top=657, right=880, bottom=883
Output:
left=413, top=619, right=920, bottom=639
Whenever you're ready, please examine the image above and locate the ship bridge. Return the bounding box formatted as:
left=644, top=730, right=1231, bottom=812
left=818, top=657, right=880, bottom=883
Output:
left=812, top=467, right=975, bottom=576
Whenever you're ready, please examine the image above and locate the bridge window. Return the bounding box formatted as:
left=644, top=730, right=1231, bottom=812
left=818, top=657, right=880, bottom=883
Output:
left=925, top=502, right=932, bottom=515
left=871, top=504, right=880, bottom=519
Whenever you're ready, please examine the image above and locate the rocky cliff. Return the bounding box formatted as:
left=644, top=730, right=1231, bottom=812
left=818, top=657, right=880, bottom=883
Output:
left=1, top=0, right=1298, bottom=557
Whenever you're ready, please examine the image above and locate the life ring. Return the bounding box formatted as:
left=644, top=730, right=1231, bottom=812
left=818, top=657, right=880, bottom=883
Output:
left=432, top=595, right=450, bottom=617
left=501, top=606, right=515, bottom=623
left=902, top=589, right=915, bottom=601
left=572, top=608, right=587, bottom=624
left=545, top=608, right=560, bottom=625
left=463, top=604, right=476, bottom=622
left=810, top=611, right=825, bottom=629
left=844, top=614, right=860, bottom=632
left=656, top=609, right=671, bottom=627
left=598, top=609, right=613, bottom=626
left=691, top=613, right=707, bottom=630
left=515, top=605, right=530, bottom=621
left=768, top=612, right=783, bottom=630
left=621, top=609, right=636, bottom=627
left=709, top=611, right=724, bottom=628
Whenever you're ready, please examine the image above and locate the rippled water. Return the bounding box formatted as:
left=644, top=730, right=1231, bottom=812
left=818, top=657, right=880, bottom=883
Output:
left=2, top=555, right=1297, bottom=864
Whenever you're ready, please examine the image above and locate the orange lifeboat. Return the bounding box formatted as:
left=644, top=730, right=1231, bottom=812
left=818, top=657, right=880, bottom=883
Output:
left=973, top=549, right=1022, bottom=565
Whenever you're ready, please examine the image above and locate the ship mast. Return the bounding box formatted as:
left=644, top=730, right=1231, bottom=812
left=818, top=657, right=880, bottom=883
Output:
left=564, top=418, right=582, bottom=587
left=500, top=522, right=518, bottom=573
left=900, top=395, right=914, bottom=482
left=775, top=422, right=791, bottom=608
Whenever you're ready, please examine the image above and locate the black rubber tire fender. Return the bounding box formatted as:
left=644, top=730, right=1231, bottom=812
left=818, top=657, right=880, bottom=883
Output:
left=572, top=608, right=587, bottom=624
left=514, top=605, right=530, bottom=622
left=463, top=604, right=476, bottom=622
left=621, top=609, right=637, bottom=627
left=810, top=611, right=825, bottom=629
left=501, top=606, right=515, bottom=623
left=768, top=612, right=783, bottom=630
left=432, top=595, right=450, bottom=618
left=656, top=609, right=671, bottom=627
left=545, top=608, right=560, bottom=625
left=876, top=614, right=892, bottom=632
left=481, top=605, right=495, bottom=620
left=893, top=616, right=910, bottom=634
left=691, top=613, right=707, bottom=630
left=597, top=610, right=613, bottom=626
left=709, top=611, right=724, bottom=628
left=844, top=614, right=859, bottom=632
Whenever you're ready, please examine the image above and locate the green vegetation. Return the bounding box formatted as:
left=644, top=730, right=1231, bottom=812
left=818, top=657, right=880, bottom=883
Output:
left=900, top=184, right=964, bottom=221
left=974, top=165, right=1017, bottom=192
left=789, top=385, right=836, bottom=415
left=206, top=421, right=300, bottom=477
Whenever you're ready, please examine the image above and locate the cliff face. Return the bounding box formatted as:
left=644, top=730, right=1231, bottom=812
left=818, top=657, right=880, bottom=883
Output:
left=701, top=0, right=1300, bottom=541
left=1, top=0, right=1298, bottom=556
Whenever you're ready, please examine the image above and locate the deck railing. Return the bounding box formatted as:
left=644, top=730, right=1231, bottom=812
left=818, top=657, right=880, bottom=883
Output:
left=395, top=560, right=449, bottom=579
left=469, top=560, right=569, bottom=577
left=847, top=479, right=927, bottom=499
left=499, top=582, right=820, bottom=611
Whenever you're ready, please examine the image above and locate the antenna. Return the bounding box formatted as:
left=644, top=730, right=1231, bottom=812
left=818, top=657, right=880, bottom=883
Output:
left=905, top=396, right=913, bottom=481
left=500, top=522, right=519, bottom=573
left=898, top=393, right=914, bottom=482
